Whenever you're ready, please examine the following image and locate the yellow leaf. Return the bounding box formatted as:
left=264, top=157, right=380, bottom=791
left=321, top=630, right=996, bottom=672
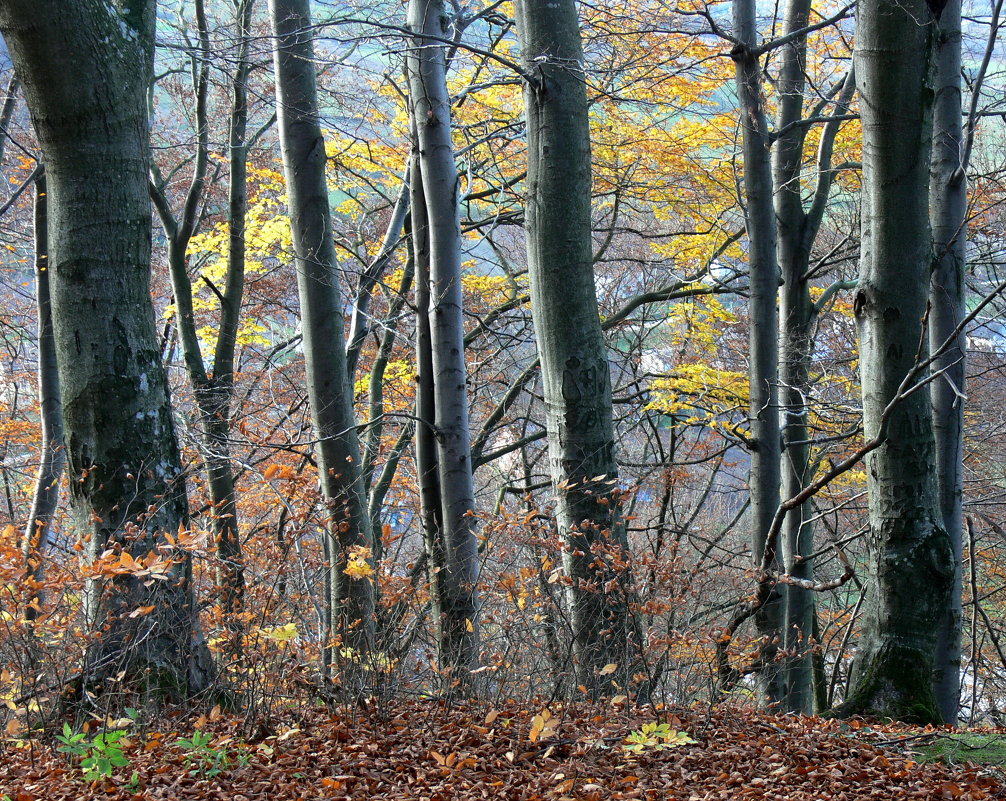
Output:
left=344, top=545, right=374, bottom=579
left=529, top=709, right=557, bottom=743
left=599, top=663, right=618, bottom=676
left=261, top=623, right=299, bottom=643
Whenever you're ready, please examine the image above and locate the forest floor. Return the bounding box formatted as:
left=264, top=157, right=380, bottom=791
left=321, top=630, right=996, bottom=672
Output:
left=1, top=700, right=1004, bottom=800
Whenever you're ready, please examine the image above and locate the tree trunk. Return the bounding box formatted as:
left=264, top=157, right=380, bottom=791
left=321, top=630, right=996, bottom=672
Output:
left=411, top=149, right=448, bottom=660
left=732, top=0, right=784, bottom=704
left=773, top=0, right=814, bottom=713
left=516, top=0, right=643, bottom=696
left=22, top=172, right=65, bottom=621
left=150, top=0, right=251, bottom=626
left=929, top=0, right=966, bottom=725
left=270, top=0, right=375, bottom=671
left=207, top=0, right=257, bottom=625
left=772, top=0, right=857, bottom=712
left=839, top=0, right=953, bottom=723
left=0, top=74, right=18, bottom=165
left=0, top=0, right=212, bottom=697
left=361, top=246, right=414, bottom=536
left=406, top=0, right=481, bottom=675
left=346, top=171, right=410, bottom=383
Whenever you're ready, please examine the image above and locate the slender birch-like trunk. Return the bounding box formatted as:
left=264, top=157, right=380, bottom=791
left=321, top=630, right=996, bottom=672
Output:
left=270, top=0, right=375, bottom=670
left=406, top=0, right=481, bottom=674
left=929, top=0, right=966, bottom=724
left=22, top=173, right=65, bottom=620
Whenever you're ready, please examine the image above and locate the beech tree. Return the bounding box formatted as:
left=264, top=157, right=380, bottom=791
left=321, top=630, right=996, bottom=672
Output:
left=515, top=0, right=643, bottom=694
left=406, top=0, right=482, bottom=674
left=839, top=0, right=954, bottom=723
left=271, top=0, right=376, bottom=669
left=0, top=0, right=212, bottom=695
left=772, top=0, right=856, bottom=712
left=150, top=0, right=258, bottom=626
left=731, top=0, right=785, bottom=703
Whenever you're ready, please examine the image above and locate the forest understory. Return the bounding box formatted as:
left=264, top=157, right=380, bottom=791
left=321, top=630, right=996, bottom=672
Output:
left=3, top=0, right=1006, bottom=793
left=2, top=702, right=1004, bottom=800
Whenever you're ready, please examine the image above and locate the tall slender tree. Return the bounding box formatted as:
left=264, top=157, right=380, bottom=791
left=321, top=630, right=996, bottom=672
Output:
left=406, top=0, right=481, bottom=675
left=22, top=171, right=65, bottom=622
left=772, top=0, right=857, bottom=712
left=731, top=0, right=785, bottom=703
left=150, top=0, right=257, bottom=626
left=929, top=0, right=974, bottom=725
left=0, top=0, right=212, bottom=696
left=515, top=0, right=643, bottom=694
left=270, top=0, right=376, bottom=672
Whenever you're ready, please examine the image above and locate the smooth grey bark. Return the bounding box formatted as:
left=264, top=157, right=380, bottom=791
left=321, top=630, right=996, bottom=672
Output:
left=345, top=171, right=410, bottom=383
left=270, top=0, right=375, bottom=668
left=772, top=0, right=814, bottom=714
left=732, top=0, right=784, bottom=703
left=411, top=154, right=448, bottom=658
left=929, top=0, right=965, bottom=725
left=22, top=173, right=65, bottom=621
left=150, top=0, right=252, bottom=624
left=406, top=0, right=481, bottom=674
left=839, top=0, right=954, bottom=723
left=361, top=246, right=414, bottom=540
left=773, top=0, right=857, bottom=712
left=0, top=73, right=17, bottom=165
left=515, top=0, right=643, bottom=695
left=0, top=0, right=212, bottom=696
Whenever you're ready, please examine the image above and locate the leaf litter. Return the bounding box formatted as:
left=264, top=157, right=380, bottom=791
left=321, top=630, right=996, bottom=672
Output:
left=1, top=702, right=1003, bottom=799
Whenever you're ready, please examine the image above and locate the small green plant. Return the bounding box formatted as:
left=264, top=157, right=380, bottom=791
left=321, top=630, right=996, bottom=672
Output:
left=177, top=729, right=247, bottom=778
left=623, top=722, right=696, bottom=754
left=56, top=723, right=130, bottom=782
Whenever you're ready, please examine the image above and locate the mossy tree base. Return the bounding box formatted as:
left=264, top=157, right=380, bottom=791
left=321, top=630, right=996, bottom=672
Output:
left=828, top=643, right=943, bottom=725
